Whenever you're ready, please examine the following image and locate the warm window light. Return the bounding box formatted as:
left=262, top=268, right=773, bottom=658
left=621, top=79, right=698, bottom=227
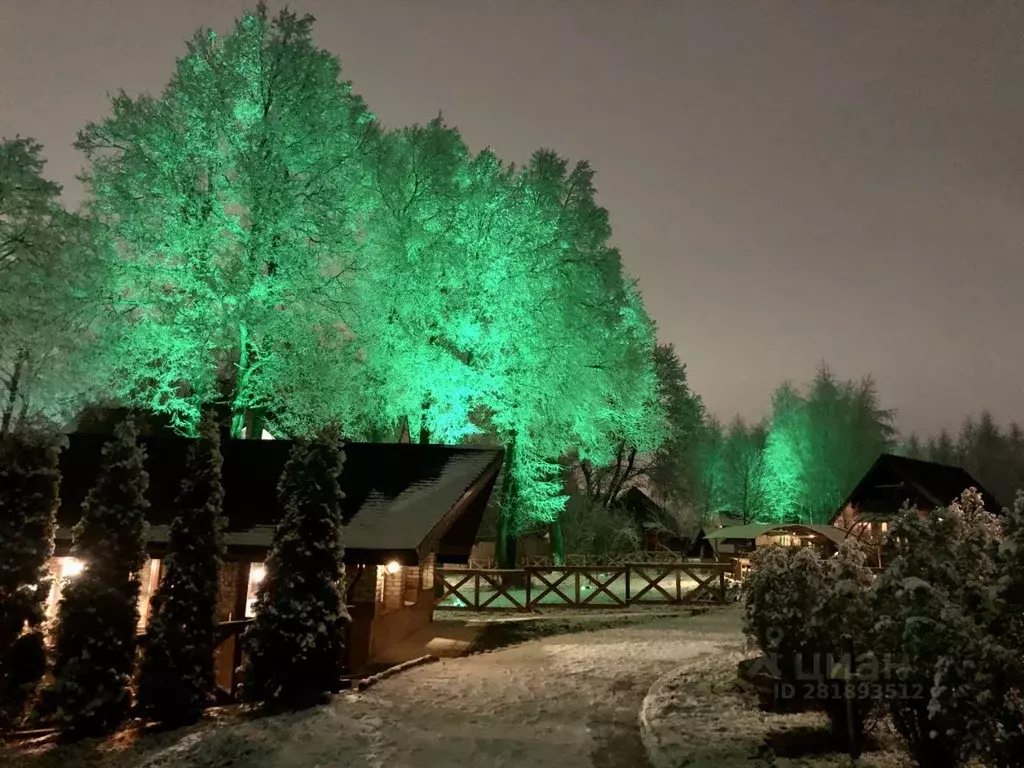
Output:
left=385, top=560, right=401, bottom=575
left=250, top=565, right=266, bottom=584
left=61, top=558, right=84, bottom=578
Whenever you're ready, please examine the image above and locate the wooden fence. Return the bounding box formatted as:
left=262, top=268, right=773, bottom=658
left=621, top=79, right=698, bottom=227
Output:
left=465, top=550, right=705, bottom=569
left=436, top=562, right=735, bottom=611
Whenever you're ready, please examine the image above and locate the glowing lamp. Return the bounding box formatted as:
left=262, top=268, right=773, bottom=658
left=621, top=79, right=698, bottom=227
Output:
left=385, top=560, right=401, bottom=575
left=61, top=558, right=84, bottom=578
left=250, top=565, right=266, bottom=584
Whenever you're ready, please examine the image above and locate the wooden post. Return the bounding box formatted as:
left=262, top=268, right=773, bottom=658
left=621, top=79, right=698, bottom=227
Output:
left=718, top=570, right=726, bottom=604
left=843, top=634, right=860, bottom=759
left=625, top=564, right=632, bottom=604
left=525, top=567, right=532, bottom=609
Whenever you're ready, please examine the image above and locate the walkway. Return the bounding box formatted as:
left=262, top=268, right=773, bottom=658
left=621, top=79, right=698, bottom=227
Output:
left=25, top=608, right=743, bottom=768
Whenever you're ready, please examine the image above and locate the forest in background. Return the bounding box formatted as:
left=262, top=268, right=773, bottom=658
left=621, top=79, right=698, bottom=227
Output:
left=1, top=4, right=1017, bottom=566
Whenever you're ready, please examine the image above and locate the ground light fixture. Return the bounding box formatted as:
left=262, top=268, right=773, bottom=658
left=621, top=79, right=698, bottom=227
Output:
left=385, top=560, right=401, bottom=575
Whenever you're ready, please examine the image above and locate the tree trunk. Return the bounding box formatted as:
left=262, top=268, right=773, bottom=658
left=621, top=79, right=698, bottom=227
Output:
left=418, top=397, right=431, bottom=444
left=495, top=435, right=518, bottom=570
left=230, top=322, right=250, bottom=439
left=397, top=416, right=411, bottom=443
left=244, top=409, right=265, bottom=439
left=549, top=518, right=565, bottom=566
left=1, top=348, right=28, bottom=436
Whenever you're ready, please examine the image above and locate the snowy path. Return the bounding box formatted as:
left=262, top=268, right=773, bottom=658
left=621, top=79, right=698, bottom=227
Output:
left=352, top=609, right=742, bottom=768
left=19, top=608, right=743, bottom=768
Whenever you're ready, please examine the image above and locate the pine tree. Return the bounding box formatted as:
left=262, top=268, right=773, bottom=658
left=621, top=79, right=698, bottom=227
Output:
left=136, top=416, right=225, bottom=725
left=0, top=428, right=62, bottom=729
left=47, top=419, right=149, bottom=738
left=241, top=431, right=347, bottom=710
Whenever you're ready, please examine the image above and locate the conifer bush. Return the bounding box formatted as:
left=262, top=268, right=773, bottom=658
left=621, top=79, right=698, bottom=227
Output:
left=0, top=428, right=63, bottom=729
left=241, top=431, right=347, bottom=711
left=136, top=416, right=225, bottom=725
left=47, top=419, right=149, bottom=738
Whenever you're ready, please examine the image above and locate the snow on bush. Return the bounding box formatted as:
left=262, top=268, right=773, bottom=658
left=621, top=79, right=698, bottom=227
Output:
left=870, top=490, right=1005, bottom=768
left=743, top=544, right=827, bottom=677
left=241, top=430, right=348, bottom=711
left=46, top=419, right=149, bottom=738
left=0, top=427, right=63, bottom=729
left=137, top=415, right=226, bottom=726
left=983, top=490, right=1024, bottom=767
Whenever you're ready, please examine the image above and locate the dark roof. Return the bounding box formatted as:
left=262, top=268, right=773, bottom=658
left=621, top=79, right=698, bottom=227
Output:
left=620, top=487, right=667, bottom=531
left=57, top=434, right=502, bottom=560
left=831, top=453, right=1003, bottom=523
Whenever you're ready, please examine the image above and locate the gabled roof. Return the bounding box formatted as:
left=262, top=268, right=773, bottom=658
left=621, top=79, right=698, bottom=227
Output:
left=56, top=433, right=503, bottom=563
left=830, top=453, right=1003, bottom=524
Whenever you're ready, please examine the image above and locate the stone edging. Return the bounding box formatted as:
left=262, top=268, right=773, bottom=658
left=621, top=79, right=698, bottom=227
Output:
left=638, top=664, right=681, bottom=768
left=355, top=654, right=438, bottom=692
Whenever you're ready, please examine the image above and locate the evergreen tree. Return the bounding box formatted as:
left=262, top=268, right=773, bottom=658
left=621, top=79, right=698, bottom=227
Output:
left=47, top=419, right=149, bottom=738
left=0, top=428, right=62, bottom=729
left=720, top=416, right=767, bottom=524
left=136, top=416, right=225, bottom=725
left=242, top=431, right=347, bottom=710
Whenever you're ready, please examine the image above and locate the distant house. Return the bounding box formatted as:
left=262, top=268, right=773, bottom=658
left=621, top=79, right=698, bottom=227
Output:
left=830, top=453, right=1002, bottom=565
left=831, top=453, right=1002, bottom=528
left=619, top=487, right=690, bottom=552
left=699, top=523, right=850, bottom=560
left=48, top=433, right=503, bottom=694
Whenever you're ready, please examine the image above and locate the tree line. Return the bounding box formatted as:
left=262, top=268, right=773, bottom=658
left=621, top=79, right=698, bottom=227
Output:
left=0, top=4, right=681, bottom=568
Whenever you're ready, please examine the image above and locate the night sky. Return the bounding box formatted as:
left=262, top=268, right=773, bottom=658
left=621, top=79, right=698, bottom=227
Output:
left=2, top=0, right=1023, bottom=437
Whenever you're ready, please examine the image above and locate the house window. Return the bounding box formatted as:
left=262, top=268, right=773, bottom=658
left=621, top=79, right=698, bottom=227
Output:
left=137, top=558, right=163, bottom=631
left=245, top=562, right=266, bottom=618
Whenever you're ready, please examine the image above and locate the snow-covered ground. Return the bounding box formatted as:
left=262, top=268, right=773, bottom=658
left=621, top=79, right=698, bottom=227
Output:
left=8, top=606, right=905, bottom=768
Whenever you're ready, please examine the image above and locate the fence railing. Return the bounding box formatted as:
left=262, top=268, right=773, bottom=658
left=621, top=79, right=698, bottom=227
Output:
left=465, top=551, right=707, bottom=570
left=436, top=562, right=735, bottom=611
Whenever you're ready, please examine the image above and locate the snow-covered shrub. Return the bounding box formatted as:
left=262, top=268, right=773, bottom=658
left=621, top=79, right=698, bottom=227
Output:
left=817, top=537, right=877, bottom=744
left=743, top=545, right=827, bottom=678
left=47, top=419, right=149, bottom=738
left=984, top=490, right=1024, bottom=767
left=137, top=416, right=225, bottom=725
left=871, top=490, right=1003, bottom=768
left=241, top=431, right=348, bottom=711
left=0, top=428, right=63, bottom=729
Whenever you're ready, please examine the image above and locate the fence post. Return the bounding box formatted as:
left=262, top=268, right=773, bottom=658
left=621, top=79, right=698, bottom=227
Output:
left=718, top=570, right=726, bottom=604
left=474, top=572, right=480, bottom=610
left=625, top=564, right=632, bottom=604
left=525, top=567, right=532, bottom=609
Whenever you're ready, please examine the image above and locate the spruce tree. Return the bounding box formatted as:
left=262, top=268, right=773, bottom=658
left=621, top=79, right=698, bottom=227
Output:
left=136, top=416, right=225, bottom=725
left=48, top=419, right=149, bottom=738
left=0, top=428, right=62, bottom=729
left=242, top=431, right=346, bottom=710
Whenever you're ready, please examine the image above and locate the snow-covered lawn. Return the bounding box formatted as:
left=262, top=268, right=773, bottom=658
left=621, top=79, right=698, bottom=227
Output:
left=7, top=605, right=906, bottom=768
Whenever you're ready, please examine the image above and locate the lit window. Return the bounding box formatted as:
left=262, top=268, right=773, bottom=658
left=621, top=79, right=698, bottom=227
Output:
left=245, top=562, right=266, bottom=618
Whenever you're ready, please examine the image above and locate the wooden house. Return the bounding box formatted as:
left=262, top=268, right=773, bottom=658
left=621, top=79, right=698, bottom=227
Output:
left=830, top=453, right=1002, bottom=565
left=619, top=487, right=691, bottom=552
left=47, top=433, right=503, bottom=694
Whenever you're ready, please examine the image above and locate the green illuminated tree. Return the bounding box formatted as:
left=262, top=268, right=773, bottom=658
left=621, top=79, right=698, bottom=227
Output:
left=759, top=366, right=894, bottom=523
left=350, top=118, right=479, bottom=444
left=136, top=414, right=225, bottom=725
left=242, top=430, right=347, bottom=710
left=0, top=427, right=62, bottom=729
left=77, top=4, right=378, bottom=438
left=48, top=419, right=149, bottom=738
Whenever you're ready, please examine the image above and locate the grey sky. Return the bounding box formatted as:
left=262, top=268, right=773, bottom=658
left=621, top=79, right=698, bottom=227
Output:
left=2, top=0, right=1023, bottom=436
